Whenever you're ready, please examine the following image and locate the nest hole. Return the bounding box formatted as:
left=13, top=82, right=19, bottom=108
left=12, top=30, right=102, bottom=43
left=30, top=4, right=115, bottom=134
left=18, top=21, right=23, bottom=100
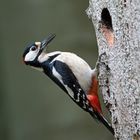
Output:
left=101, top=8, right=114, bottom=47
left=101, top=8, right=113, bottom=30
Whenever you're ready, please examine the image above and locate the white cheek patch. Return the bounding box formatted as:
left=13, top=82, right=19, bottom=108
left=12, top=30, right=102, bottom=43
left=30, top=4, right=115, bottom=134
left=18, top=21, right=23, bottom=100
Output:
left=24, top=51, right=38, bottom=62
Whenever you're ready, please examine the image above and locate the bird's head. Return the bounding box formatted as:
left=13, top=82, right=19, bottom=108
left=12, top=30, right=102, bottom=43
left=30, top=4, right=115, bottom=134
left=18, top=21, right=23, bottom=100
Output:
left=23, top=34, right=56, bottom=67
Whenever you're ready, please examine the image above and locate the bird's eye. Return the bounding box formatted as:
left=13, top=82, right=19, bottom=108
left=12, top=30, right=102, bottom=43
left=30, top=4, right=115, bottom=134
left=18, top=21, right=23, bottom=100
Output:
left=31, top=46, right=37, bottom=51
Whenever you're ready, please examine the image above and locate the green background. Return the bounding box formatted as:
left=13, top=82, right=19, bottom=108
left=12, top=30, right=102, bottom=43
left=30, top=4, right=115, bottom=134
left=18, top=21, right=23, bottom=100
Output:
left=0, top=0, right=113, bottom=140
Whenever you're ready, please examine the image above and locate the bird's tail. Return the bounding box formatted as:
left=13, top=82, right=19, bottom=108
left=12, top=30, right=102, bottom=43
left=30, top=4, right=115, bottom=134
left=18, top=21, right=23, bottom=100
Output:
left=90, top=111, right=114, bottom=135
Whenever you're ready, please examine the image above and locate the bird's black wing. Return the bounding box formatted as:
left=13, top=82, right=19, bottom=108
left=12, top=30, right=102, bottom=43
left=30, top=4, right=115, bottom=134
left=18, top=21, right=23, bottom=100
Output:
left=52, top=60, right=97, bottom=114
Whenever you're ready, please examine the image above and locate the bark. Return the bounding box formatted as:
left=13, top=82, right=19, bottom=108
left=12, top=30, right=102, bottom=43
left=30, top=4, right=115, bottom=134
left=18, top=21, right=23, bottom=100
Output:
left=86, top=0, right=140, bottom=140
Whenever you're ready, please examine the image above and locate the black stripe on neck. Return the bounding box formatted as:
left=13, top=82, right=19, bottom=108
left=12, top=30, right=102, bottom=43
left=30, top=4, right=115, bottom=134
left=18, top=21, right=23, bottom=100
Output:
left=48, top=53, right=60, bottom=62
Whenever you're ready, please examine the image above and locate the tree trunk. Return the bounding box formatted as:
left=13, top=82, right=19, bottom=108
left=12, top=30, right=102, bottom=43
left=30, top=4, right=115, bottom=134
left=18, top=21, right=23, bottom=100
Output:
left=86, top=0, right=140, bottom=139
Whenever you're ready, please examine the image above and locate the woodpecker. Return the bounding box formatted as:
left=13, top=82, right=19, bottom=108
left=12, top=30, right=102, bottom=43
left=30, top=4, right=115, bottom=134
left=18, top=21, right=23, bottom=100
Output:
left=23, top=34, right=114, bottom=134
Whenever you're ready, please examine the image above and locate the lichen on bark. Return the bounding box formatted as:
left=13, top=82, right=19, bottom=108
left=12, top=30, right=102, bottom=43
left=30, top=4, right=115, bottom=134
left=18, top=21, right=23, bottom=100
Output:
left=86, top=0, right=140, bottom=139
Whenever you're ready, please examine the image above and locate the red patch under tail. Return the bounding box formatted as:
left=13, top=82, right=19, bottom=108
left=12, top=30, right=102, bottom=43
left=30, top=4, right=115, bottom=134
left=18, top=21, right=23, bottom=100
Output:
left=87, top=76, right=102, bottom=114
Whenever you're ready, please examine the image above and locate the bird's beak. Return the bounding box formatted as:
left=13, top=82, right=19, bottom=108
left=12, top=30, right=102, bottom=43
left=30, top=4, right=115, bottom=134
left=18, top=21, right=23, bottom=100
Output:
left=40, top=34, right=56, bottom=51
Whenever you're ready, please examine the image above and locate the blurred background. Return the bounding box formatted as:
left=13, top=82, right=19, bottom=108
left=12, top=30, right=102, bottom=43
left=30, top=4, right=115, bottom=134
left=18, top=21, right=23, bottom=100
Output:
left=0, top=0, right=113, bottom=140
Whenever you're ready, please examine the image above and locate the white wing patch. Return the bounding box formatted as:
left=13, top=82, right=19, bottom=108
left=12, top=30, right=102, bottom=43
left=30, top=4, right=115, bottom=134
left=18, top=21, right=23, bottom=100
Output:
left=52, top=66, right=75, bottom=98
left=52, top=67, right=63, bottom=83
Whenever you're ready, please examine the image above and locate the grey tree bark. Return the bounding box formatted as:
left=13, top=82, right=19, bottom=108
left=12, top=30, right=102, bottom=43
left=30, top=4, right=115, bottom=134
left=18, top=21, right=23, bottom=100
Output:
left=86, top=0, right=140, bottom=140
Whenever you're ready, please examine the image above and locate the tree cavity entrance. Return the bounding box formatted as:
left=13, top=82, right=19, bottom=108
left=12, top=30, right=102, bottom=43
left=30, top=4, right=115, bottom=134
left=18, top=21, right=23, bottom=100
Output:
left=101, top=8, right=114, bottom=47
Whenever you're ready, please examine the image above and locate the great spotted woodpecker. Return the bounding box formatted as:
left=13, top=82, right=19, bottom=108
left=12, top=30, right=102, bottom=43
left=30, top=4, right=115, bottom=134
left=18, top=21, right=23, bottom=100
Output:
left=23, top=34, right=114, bottom=134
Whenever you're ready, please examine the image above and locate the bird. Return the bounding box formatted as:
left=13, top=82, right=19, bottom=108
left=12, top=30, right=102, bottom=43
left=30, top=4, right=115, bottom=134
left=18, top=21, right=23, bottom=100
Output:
left=22, top=34, right=114, bottom=134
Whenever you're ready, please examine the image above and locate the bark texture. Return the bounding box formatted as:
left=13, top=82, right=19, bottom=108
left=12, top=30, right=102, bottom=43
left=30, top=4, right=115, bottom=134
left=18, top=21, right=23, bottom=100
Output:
left=86, top=0, right=140, bottom=139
